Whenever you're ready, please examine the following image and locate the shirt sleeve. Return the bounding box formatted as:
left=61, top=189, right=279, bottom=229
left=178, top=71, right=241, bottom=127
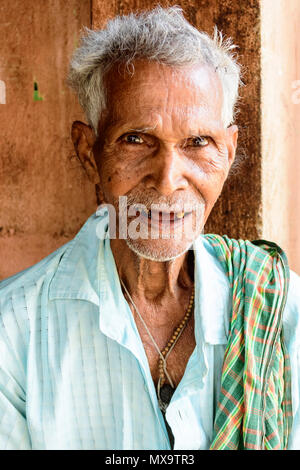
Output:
left=0, top=289, right=31, bottom=450
left=284, top=270, right=300, bottom=449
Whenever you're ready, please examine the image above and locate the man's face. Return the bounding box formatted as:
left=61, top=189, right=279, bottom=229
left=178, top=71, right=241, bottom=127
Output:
left=93, top=60, right=238, bottom=261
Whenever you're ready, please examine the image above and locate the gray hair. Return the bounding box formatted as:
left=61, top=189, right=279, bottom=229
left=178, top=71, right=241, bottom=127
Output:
left=67, top=6, right=241, bottom=136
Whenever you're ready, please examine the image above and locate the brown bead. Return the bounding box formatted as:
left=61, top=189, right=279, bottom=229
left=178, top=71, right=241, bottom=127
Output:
left=154, top=287, right=195, bottom=381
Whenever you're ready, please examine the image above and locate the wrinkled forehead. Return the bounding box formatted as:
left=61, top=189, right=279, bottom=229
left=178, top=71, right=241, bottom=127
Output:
left=103, top=60, right=224, bottom=126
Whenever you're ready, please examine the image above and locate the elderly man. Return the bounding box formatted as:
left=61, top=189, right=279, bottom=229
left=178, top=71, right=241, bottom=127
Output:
left=0, top=6, right=300, bottom=451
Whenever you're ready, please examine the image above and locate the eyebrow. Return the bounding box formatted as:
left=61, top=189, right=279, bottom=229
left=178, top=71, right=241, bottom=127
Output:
left=127, top=125, right=158, bottom=133
left=106, top=117, right=223, bottom=140
left=111, top=122, right=215, bottom=135
left=105, top=121, right=159, bottom=138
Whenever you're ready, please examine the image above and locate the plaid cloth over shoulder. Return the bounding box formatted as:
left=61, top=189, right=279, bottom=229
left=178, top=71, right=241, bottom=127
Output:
left=203, top=235, right=293, bottom=450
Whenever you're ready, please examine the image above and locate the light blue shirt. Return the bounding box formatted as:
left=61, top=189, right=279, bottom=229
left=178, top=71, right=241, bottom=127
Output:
left=0, top=210, right=300, bottom=450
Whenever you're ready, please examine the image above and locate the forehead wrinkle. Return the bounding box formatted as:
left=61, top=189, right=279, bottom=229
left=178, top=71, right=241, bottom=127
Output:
left=156, top=104, right=221, bottom=135
left=178, top=110, right=223, bottom=134
left=114, top=103, right=211, bottom=124
left=111, top=80, right=214, bottom=116
left=104, top=60, right=224, bottom=123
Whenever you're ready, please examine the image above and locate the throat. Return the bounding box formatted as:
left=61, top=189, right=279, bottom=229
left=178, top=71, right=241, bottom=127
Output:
left=111, top=238, right=194, bottom=301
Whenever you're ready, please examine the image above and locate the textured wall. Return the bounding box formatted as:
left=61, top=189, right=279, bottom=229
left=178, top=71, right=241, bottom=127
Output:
left=0, top=0, right=97, bottom=279
left=92, top=0, right=262, bottom=240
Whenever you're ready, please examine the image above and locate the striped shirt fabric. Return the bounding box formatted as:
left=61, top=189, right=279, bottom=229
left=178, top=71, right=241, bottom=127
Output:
left=0, top=210, right=300, bottom=450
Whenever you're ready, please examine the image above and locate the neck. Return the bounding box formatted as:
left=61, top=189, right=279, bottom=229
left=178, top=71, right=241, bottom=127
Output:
left=110, top=238, right=194, bottom=303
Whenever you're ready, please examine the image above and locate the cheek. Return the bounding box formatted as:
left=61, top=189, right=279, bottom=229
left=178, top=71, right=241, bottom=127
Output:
left=188, top=151, right=229, bottom=208
left=205, top=144, right=230, bottom=171
left=98, top=149, right=142, bottom=197
left=190, top=148, right=229, bottom=187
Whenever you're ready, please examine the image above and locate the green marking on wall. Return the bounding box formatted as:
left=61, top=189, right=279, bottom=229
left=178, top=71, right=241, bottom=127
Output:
left=33, top=81, right=43, bottom=101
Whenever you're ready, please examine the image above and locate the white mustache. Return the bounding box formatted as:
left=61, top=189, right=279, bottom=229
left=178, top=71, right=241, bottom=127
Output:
left=125, top=191, right=204, bottom=212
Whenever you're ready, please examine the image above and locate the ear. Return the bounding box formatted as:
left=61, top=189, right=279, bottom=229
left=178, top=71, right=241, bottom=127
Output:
left=71, top=121, right=100, bottom=184
left=226, top=124, right=239, bottom=168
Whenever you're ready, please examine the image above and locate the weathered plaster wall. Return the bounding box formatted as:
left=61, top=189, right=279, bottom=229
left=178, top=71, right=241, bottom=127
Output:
left=92, top=0, right=262, bottom=240
left=261, top=0, right=300, bottom=274
left=0, top=0, right=97, bottom=279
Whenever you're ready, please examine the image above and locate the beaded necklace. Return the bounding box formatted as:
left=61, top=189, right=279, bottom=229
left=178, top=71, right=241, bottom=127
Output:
left=120, top=279, right=194, bottom=412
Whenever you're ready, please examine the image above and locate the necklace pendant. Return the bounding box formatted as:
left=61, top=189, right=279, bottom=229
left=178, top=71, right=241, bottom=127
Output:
left=158, top=384, right=175, bottom=412
left=158, top=398, right=168, bottom=413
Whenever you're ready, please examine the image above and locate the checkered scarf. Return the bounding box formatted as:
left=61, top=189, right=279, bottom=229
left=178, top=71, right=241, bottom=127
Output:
left=204, top=235, right=293, bottom=450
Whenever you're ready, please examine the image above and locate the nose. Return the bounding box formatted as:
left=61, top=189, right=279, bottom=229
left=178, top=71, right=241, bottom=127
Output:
left=143, top=145, right=189, bottom=196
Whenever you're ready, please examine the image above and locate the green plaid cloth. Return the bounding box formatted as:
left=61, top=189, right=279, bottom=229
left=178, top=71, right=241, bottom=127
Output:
left=203, top=235, right=293, bottom=450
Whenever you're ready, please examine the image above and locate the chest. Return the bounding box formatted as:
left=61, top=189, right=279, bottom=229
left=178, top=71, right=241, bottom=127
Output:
left=28, top=299, right=224, bottom=449
left=26, top=314, right=218, bottom=450
left=137, top=318, right=196, bottom=387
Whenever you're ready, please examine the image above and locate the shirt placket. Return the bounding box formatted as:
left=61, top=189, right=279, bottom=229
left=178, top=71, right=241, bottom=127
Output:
left=97, top=237, right=171, bottom=448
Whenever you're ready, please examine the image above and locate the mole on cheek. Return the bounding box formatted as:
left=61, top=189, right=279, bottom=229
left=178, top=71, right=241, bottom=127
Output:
left=110, top=169, right=122, bottom=182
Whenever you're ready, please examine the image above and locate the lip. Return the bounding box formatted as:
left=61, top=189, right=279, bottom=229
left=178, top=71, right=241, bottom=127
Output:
left=138, top=210, right=192, bottom=231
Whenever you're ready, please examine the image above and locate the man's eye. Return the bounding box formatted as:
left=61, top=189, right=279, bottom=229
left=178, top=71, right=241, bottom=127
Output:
left=123, top=134, right=144, bottom=144
left=185, top=136, right=209, bottom=147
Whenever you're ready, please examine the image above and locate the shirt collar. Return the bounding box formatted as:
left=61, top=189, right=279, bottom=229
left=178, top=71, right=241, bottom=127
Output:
left=49, top=209, right=231, bottom=345
left=48, top=211, right=108, bottom=305
left=193, top=235, right=231, bottom=345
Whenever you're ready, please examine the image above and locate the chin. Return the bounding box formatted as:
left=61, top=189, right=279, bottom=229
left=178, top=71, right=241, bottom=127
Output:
left=125, top=238, right=195, bottom=262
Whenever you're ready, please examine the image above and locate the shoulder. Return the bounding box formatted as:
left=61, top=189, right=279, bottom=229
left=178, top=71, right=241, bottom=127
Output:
left=202, top=234, right=300, bottom=338
left=0, top=239, right=73, bottom=320
left=203, top=234, right=286, bottom=258
left=0, top=240, right=72, bottom=295
left=0, top=240, right=74, bottom=369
